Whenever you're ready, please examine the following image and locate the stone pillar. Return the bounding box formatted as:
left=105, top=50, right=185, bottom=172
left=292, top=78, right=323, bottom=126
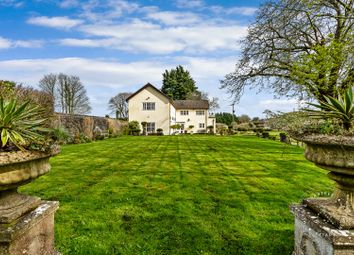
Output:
left=291, top=205, right=354, bottom=255
left=0, top=201, right=59, bottom=255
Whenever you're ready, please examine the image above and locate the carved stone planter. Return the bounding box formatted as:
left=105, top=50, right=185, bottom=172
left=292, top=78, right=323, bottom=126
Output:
left=0, top=148, right=60, bottom=255
left=300, top=135, right=354, bottom=229
left=292, top=135, right=354, bottom=255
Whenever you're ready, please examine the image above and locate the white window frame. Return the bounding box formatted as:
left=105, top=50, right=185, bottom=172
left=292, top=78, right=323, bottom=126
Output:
left=180, top=110, right=189, bottom=116
left=143, top=102, right=155, bottom=111
left=146, top=122, right=155, bottom=132
left=196, top=110, right=205, bottom=115
left=199, top=123, right=205, bottom=128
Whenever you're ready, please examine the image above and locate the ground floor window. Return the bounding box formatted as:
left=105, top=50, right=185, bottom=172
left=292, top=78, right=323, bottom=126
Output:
left=199, top=123, right=205, bottom=128
left=147, top=122, right=155, bottom=132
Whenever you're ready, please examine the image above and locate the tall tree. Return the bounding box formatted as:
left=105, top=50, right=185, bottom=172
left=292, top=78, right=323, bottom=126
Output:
left=215, top=112, right=238, bottom=126
left=108, top=92, right=132, bottom=119
left=161, top=65, right=198, bottom=100
left=221, top=0, right=354, bottom=103
left=39, top=73, right=91, bottom=114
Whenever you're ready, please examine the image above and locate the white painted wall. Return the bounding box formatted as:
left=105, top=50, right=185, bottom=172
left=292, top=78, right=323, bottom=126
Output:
left=175, top=109, right=208, bottom=133
left=128, top=86, right=171, bottom=135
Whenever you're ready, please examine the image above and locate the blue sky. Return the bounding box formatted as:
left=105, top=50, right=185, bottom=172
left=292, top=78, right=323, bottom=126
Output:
left=0, top=0, right=302, bottom=117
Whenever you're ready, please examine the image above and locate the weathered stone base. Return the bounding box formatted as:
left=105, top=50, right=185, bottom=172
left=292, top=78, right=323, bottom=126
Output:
left=291, top=204, right=354, bottom=255
left=0, top=201, right=59, bottom=255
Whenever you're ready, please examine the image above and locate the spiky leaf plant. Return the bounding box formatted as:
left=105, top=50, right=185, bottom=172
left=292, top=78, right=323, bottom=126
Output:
left=0, top=97, right=47, bottom=150
left=305, top=87, right=354, bottom=131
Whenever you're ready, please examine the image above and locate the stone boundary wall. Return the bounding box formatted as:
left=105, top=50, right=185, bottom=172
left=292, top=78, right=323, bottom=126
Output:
left=53, top=113, right=127, bottom=139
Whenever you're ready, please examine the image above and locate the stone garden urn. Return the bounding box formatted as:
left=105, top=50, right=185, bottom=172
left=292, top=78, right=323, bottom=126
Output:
left=0, top=147, right=60, bottom=255
left=291, top=134, right=354, bottom=255
left=301, top=135, right=354, bottom=228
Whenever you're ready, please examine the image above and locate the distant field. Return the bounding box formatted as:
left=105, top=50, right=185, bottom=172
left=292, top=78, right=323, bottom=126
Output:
left=21, top=135, right=332, bottom=255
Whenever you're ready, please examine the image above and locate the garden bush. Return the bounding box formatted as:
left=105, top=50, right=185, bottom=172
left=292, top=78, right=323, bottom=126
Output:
left=128, top=121, right=141, bottom=135
left=52, top=126, right=71, bottom=145
left=262, top=132, right=270, bottom=138
left=279, top=132, right=288, bottom=143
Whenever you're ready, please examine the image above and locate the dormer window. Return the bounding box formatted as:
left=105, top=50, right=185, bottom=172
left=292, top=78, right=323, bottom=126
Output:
left=143, top=102, right=155, bottom=110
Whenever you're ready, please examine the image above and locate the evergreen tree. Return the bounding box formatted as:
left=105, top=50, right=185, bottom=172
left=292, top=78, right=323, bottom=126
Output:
left=215, top=112, right=238, bottom=126
left=161, top=65, right=198, bottom=100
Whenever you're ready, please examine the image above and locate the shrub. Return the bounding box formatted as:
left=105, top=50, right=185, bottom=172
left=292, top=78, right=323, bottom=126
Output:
left=279, top=132, right=287, bottom=143
left=52, top=126, right=70, bottom=145
left=261, top=132, right=270, bottom=138
left=171, top=124, right=181, bottom=130
left=0, top=97, right=49, bottom=151
left=128, top=121, right=141, bottom=135
left=73, top=133, right=92, bottom=144
left=305, top=87, right=354, bottom=131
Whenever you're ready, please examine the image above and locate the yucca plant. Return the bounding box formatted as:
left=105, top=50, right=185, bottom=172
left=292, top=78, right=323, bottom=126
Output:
left=305, top=87, right=354, bottom=131
left=0, top=97, right=47, bottom=150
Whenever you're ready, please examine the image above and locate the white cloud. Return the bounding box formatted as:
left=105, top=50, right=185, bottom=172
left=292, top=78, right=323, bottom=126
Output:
left=146, top=11, right=200, bottom=26
left=0, top=0, right=23, bottom=8
left=0, top=37, right=43, bottom=49
left=58, top=0, right=79, bottom=8
left=210, top=6, right=258, bottom=16
left=27, top=16, right=84, bottom=29
left=0, top=37, right=12, bottom=49
left=259, top=99, right=305, bottom=112
left=80, top=0, right=141, bottom=22
left=68, top=20, right=247, bottom=54
left=13, top=40, right=43, bottom=48
left=176, top=0, right=204, bottom=8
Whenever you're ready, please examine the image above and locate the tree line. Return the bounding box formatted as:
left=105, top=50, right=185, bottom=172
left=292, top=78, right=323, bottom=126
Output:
left=36, top=65, right=220, bottom=118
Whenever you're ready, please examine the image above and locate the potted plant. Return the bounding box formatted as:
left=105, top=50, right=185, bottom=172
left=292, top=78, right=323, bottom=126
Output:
left=156, top=128, right=163, bottom=135
left=0, top=93, right=60, bottom=254
left=0, top=97, right=59, bottom=222
left=292, top=87, right=354, bottom=228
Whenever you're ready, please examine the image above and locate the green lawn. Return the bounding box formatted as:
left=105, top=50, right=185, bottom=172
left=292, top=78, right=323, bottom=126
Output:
left=20, top=135, right=332, bottom=255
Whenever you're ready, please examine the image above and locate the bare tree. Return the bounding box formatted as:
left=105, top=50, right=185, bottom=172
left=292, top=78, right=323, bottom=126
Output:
left=39, top=73, right=57, bottom=97
left=221, top=0, right=354, bottom=103
left=209, top=97, right=219, bottom=112
left=108, top=92, right=132, bottom=119
left=38, top=73, right=91, bottom=114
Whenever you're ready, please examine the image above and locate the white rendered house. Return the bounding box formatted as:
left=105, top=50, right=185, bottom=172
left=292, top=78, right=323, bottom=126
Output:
left=126, top=83, right=216, bottom=135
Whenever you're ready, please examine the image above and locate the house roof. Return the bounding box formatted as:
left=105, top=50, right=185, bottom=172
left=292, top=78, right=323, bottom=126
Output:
left=173, top=100, right=209, bottom=109
left=126, top=83, right=170, bottom=102
left=126, top=83, right=209, bottom=110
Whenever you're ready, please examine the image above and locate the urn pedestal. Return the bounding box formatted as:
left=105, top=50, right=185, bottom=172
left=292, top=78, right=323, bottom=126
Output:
left=292, top=135, right=354, bottom=255
left=0, top=149, right=59, bottom=255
